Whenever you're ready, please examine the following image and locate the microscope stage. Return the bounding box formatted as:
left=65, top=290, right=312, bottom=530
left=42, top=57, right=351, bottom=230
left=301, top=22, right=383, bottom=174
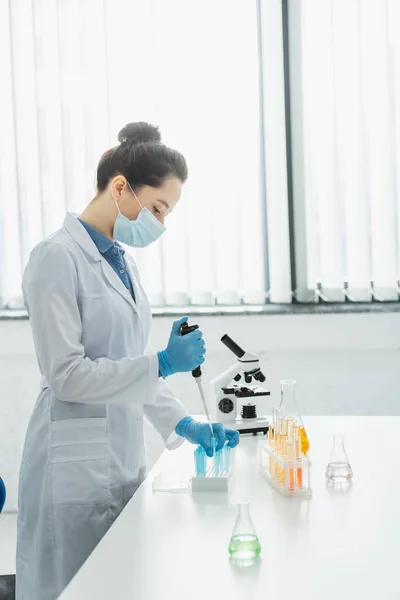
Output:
left=222, top=416, right=269, bottom=435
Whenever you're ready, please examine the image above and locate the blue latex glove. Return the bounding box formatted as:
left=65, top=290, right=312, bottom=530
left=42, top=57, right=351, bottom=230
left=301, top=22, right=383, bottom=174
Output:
left=176, top=416, right=240, bottom=457
left=158, top=317, right=206, bottom=378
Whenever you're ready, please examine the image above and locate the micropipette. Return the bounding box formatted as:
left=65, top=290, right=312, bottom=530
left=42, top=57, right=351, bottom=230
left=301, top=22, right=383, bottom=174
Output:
left=195, top=376, right=214, bottom=439
left=180, top=322, right=215, bottom=443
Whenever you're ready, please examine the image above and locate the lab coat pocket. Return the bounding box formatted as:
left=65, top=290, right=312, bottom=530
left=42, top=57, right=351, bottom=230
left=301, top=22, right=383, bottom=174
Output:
left=50, top=418, right=109, bottom=505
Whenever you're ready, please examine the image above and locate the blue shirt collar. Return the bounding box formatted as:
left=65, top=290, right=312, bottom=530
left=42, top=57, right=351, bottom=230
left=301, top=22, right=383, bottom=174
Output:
left=78, top=219, right=116, bottom=254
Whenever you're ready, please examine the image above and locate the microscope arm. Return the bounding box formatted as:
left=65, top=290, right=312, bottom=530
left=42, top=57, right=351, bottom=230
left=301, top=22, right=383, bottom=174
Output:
left=210, top=363, right=240, bottom=395
left=210, top=351, right=262, bottom=393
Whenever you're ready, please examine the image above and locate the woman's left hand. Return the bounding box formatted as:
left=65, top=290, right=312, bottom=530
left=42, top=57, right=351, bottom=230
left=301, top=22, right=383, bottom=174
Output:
left=175, top=417, right=240, bottom=457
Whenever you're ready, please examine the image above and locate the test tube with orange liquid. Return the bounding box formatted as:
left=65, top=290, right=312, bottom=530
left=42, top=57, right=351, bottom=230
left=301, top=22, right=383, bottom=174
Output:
left=279, top=417, right=288, bottom=485
left=294, top=425, right=303, bottom=487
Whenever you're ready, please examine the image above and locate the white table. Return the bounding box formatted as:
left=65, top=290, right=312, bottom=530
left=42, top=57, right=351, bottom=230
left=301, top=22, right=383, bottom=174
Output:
left=59, top=417, right=398, bottom=600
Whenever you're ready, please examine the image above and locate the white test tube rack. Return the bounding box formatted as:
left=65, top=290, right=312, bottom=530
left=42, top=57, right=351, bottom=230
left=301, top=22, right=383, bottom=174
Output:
left=191, top=444, right=234, bottom=492
left=258, top=439, right=312, bottom=498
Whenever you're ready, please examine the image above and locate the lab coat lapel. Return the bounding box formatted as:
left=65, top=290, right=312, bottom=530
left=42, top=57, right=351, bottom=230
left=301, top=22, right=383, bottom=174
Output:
left=64, top=212, right=101, bottom=261
left=63, top=212, right=137, bottom=314
left=100, top=258, right=138, bottom=313
left=123, top=254, right=142, bottom=310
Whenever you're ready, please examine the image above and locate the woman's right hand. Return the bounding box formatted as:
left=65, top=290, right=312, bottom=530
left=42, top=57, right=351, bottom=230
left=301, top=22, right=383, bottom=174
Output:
left=157, top=317, right=206, bottom=377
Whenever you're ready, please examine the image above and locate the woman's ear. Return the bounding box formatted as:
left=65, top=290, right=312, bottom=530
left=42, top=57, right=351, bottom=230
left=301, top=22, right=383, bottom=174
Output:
left=110, top=176, right=127, bottom=202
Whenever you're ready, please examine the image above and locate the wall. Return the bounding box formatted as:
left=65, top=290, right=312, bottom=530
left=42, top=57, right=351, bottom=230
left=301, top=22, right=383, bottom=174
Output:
left=1, top=312, right=400, bottom=512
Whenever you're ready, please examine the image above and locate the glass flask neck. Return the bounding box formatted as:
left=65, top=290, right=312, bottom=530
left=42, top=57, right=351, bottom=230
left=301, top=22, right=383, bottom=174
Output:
left=329, top=433, right=350, bottom=462
left=279, top=380, right=300, bottom=418
left=238, top=502, right=250, bottom=519
left=233, top=501, right=257, bottom=536
left=333, top=434, right=345, bottom=448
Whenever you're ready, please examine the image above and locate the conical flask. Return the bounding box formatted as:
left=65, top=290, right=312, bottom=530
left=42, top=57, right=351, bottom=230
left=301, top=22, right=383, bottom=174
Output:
left=228, top=501, right=261, bottom=560
left=279, top=380, right=310, bottom=455
left=325, top=434, right=353, bottom=482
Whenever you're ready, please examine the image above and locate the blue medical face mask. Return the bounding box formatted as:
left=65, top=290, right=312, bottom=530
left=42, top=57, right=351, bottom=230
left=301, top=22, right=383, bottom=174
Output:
left=113, top=182, right=166, bottom=247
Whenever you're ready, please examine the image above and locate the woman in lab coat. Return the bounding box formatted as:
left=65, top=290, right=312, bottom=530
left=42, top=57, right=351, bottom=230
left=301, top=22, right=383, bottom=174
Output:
left=16, top=122, right=239, bottom=600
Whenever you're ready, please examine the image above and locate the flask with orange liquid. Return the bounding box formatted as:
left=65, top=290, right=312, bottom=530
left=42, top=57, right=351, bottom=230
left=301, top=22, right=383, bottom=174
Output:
left=279, top=380, right=309, bottom=456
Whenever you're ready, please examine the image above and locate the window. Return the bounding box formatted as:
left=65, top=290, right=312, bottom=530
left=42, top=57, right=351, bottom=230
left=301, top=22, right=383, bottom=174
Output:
left=288, top=0, right=400, bottom=302
left=1, top=0, right=399, bottom=311
left=0, top=0, right=291, bottom=310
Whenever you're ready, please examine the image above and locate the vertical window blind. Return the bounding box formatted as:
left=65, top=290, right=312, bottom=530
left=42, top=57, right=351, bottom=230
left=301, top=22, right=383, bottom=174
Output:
left=0, top=0, right=291, bottom=310
left=289, top=0, right=400, bottom=302
left=2, top=0, right=399, bottom=310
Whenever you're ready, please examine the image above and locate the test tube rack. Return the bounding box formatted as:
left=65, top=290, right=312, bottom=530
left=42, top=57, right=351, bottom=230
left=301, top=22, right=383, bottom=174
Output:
left=258, top=420, right=312, bottom=498
left=191, top=444, right=233, bottom=492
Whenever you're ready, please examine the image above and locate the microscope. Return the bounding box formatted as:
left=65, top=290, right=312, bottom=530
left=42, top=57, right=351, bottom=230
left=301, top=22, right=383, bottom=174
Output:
left=210, top=334, right=270, bottom=435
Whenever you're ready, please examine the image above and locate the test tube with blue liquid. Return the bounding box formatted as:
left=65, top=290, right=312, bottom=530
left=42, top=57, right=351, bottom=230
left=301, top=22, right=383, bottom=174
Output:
left=194, top=446, right=207, bottom=476
left=194, top=442, right=231, bottom=477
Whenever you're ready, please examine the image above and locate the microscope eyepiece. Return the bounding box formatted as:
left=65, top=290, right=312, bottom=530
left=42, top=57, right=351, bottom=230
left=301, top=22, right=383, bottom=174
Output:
left=254, top=371, right=266, bottom=383
left=221, top=335, right=245, bottom=359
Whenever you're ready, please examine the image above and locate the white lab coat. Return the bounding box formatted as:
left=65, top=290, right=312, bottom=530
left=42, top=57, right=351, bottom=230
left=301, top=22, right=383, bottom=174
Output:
left=16, top=213, right=188, bottom=600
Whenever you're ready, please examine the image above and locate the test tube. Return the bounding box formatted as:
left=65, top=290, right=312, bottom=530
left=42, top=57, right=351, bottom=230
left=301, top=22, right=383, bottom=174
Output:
left=268, top=410, right=276, bottom=475
left=214, top=448, right=222, bottom=477
left=274, top=411, right=282, bottom=480
left=194, top=446, right=207, bottom=476
left=280, top=428, right=288, bottom=486
left=287, top=440, right=295, bottom=491
left=268, top=412, right=275, bottom=450
left=294, top=426, right=303, bottom=488
left=225, top=445, right=231, bottom=474
left=220, top=444, right=226, bottom=475
left=279, top=418, right=288, bottom=485
left=280, top=417, right=288, bottom=456
left=287, top=417, right=295, bottom=443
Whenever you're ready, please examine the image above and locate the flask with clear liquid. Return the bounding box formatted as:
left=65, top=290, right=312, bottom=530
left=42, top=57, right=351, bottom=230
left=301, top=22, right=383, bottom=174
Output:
left=325, top=434, right=353, bottom=482
left=228, top=501, right=261, bottom=560
left=279, top=380, right=310, bottom=455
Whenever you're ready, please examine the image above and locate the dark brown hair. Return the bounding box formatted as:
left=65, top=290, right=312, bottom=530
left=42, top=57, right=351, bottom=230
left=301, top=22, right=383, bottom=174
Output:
left=96, top=122, right=188, bottom=192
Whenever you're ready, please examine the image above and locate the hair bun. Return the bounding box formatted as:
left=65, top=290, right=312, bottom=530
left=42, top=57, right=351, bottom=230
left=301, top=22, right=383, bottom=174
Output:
left=118, top=122, right=161, bottom=145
